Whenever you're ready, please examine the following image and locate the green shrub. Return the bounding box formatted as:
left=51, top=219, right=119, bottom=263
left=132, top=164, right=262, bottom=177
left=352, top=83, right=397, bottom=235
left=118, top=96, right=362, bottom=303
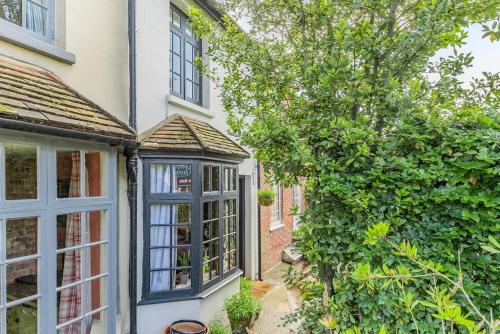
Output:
left=240, top=277, right=252, bottom=294
left=257, top=188, right=275, bottom=206
left=209, top=320, right=230, bottom=334
left=224, top=290, right=262, bottom=321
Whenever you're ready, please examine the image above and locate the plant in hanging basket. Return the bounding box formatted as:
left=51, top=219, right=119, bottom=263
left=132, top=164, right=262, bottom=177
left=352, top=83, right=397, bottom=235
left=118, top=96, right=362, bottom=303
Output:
left=257, top=188, right=275, bottom=207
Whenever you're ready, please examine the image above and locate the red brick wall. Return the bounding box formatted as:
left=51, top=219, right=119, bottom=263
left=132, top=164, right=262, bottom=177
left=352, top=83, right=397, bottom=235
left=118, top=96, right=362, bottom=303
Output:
left=259, top=166, right=305, bottom=272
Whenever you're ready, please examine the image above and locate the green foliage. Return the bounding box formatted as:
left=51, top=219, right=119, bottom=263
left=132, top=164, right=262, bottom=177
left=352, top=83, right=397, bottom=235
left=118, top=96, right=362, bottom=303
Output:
left=189, top=0, right=500, bottom=332
left=257, top=188, right=275, bottom=206
left=224, top=280, right=261, bottom=322
left=209, top=320, right=230, bottom=334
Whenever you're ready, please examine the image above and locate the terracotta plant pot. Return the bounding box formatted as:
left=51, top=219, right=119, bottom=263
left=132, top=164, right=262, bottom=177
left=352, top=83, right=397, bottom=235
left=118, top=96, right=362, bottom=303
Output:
left=163, top=325, right=210, bottom=334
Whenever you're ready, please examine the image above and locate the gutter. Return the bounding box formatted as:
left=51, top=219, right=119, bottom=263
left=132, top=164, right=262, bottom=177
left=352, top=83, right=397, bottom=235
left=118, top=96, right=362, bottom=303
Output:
left=257, top=162, right=263, bottom=281
left=0, top=118, right=136, bottom=147
left=127, top=0, right=138, bottom=333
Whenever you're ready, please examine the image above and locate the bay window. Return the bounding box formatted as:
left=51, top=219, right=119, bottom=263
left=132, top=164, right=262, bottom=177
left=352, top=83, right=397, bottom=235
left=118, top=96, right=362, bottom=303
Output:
left=143, top=159, right=240, bottom=301
left=0, top=136, right=116, bottom=334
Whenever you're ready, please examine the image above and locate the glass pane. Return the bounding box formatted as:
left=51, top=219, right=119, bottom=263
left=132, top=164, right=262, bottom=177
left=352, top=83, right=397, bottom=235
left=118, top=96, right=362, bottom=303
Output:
left=150, top=270, right=171, bottom=292
left=150, top=249, right=171, bottom=270
left=211, top=239, right=219, bottom=257
left=210, top=260, right=219, bottom=279
left=176, top=226, right=191, bottom=245
left=173, top=164, right=192, bottom=193
left=211, top=220, right=219, bottom=239
left=57, top=321, right=81, bottom=334
left=6, top=217, right=38, bottom=259
left=211, top=201, right=219, bottom=219
left=5, top=143, right=37, bottom=200
left=0, top=0, right=22, bottom=26
left=203, top=262, right=210, bottom=283
left=7, top=260, right=38, bottom=301
left=173, top=54, right=181, bottom=74
left=173, top=74, right=181, bottom=93
left=87, top=211, right=106, bottom=243
left=85, top=152, right=106, bottom=197
left=174, top=269, right=191, bottom=289
left=186, top=21, right=193, bottom=37
left=57, top=151, right=81, bottom=198
left=57, top=249, right=82, bottom=288
left=176, top=203, right=191, bottom=224
left=186, top=80, right=193, bottom=99
left=85, top=310, right=107, bottom=333
left=185, top=42, right=193, bottom=61
left=203, top=165, right=210, bottom=192
left=150, top=227, right=170, bottom=247
left=172, top=10, right=181, bottom=28
left=230, top=251, right=237, bottom=268
left=89, top=244, right=107, bottom=277
left=194, top=84, right=200, bottom=103
left=211, top=166, right=220, bottom=191
left=203, top=223, right=210, bottom=242
left=172, top=32, right=181, bottom=54
left=57, top=284, right=82, bottom=326
left=150, top=204, right=171, bottom=225
left=26, top=1, right=48, bottom=36
left=89, top=277, right=107, bottom=311
left=186, top=62, right=193, bottom=80
left=175, top=248, right=191, bottom=267
left=150, top=164, right=171, bottom=193
left=57, top=213, right=82, bottom=250
left=224, top=254, right=230, bottom=272
left=7, top=300, right=38, bottom=334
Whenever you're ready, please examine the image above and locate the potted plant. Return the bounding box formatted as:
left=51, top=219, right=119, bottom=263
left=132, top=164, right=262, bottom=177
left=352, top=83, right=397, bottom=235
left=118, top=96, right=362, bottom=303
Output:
left=224, top=289, right=262, bottom=334
left=257, top=188, right=275, bottom=207
left=179, top=251, right=191, bottom=286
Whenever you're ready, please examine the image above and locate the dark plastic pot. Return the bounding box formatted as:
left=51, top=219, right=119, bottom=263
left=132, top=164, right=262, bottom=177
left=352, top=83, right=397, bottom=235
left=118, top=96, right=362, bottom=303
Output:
left=228, top=317, right=253, bottom=334
left=168, top=320, right=207, bottom=334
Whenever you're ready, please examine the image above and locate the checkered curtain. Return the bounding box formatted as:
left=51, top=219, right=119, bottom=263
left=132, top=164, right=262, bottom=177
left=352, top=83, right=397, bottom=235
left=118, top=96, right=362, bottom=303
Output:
left=58, top=153, right=82, bottom=334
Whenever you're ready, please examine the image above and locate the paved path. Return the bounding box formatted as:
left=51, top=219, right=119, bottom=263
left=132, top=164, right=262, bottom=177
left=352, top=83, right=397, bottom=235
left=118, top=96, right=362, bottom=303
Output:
left=251, top=263, right=300, bottom=334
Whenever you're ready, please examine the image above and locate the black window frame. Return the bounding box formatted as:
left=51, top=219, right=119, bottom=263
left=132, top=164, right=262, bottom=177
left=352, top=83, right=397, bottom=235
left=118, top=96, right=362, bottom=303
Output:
left=142, top=158, right=240, bottom=302
left=170, top=4, right=203, bottom=105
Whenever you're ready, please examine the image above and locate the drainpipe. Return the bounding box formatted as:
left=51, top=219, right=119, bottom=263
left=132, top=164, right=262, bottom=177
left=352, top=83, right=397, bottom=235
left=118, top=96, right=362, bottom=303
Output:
left=127, top=0, right=138, bottom=333
left=257, top=162, right=263, bottom=281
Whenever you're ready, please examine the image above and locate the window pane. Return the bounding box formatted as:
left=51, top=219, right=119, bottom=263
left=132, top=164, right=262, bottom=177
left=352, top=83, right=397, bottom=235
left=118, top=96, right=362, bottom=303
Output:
left=176, top=203, right=191, bottom=224
left=26, top=0, right=48, bottom=36
left=57, top=249, right=81, bottom=287
left=85, top=151, right=106, bottom=197
left=186, top=21, right=193, bottom=37
left=87, top=210, right=106, bottom=243
left=89, top=244, right=107, bottom=277
left=57, top=284, right=82, bottom=326
left=172, top=10, right=181, bottom=28
left=150, top=249, right=171, bottom=270
left=150, top=270, right=171, bottom=292
left=173, top=164, right=192, bottom=193
left=89, top=277, right=107, bottom=311
left=173, top=54, right=181, bottom=74
left=57, top=151, right=81, bottom=198
left=174, top=269, right=191, bottom=289
left=185, top=42, right=193, bottom=61
left=7, top=300, right=38, bottom=334
left=203, top=165, right=210, bottom=192
left=211, top=166, right=219, bottom=192
left=186, top=80, right=193, bottom=99
left=172, top=32, right=181, bottom=54
left=6, top=217, right=38, bottom=259
left=5, top=143, right=37, bottom=200
left=7, top=259, right=38, bottom=301
left=194, top=84, right=200, bottom=103
left=57, top=213, right=82, bottom=250
left=176, top=226, right=191, bottom=245
left=150, top=227, right=171, bottom=247
left=173, top=74, right=181, bottom=93
left=150, top=164, right=171, bottom=193
left=0, top=0, right=22, bottom=27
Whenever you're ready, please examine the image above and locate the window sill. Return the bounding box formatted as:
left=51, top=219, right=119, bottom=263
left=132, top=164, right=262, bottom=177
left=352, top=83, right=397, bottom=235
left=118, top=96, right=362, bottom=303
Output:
left=270, top=222, right=285, bottom=232
left=168, top=94, right=213, bottom=118
left=137, top=270, right=243, bottom=306
left=0, top=24, right=75, bottom=64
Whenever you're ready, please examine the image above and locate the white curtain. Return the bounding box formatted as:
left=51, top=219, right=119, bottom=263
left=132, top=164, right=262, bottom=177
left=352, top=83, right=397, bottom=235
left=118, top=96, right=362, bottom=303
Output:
left=150, top=164, right=171, bottom=193
left=150, top=204, right=171, bottom=291
left=26, top=0, right=46, bottom=35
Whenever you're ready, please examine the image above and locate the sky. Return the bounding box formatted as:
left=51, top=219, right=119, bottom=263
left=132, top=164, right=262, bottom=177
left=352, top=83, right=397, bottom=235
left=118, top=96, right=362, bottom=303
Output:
left=433, top=23, right=500, bottom=84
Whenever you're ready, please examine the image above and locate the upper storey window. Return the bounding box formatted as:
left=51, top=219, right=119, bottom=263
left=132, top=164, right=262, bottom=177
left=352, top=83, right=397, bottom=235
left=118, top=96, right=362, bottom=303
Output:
left=0, top=0, right=53, bottom=41
left=170, top=5, right=202, bottom=105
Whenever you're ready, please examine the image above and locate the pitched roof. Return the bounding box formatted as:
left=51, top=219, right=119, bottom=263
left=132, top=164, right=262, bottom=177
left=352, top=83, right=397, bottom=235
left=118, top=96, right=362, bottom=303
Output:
left=139, top=114, right=250, bottom=159
left=0, top=54, right=136, bottom=141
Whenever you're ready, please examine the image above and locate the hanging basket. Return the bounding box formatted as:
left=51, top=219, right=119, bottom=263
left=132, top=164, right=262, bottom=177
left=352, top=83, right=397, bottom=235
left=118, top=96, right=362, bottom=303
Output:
left=257, top=189, right=275, bottom=207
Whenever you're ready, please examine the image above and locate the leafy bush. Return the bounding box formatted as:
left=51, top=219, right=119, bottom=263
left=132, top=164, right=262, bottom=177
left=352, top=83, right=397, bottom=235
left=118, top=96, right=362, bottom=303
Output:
left=240, top=277, right=253, bottom=294
left=224, top=284, right=262, bottom=321
left=209, top=320, right=230, bottom=334
left=257, top=188, right=275, bottom=207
